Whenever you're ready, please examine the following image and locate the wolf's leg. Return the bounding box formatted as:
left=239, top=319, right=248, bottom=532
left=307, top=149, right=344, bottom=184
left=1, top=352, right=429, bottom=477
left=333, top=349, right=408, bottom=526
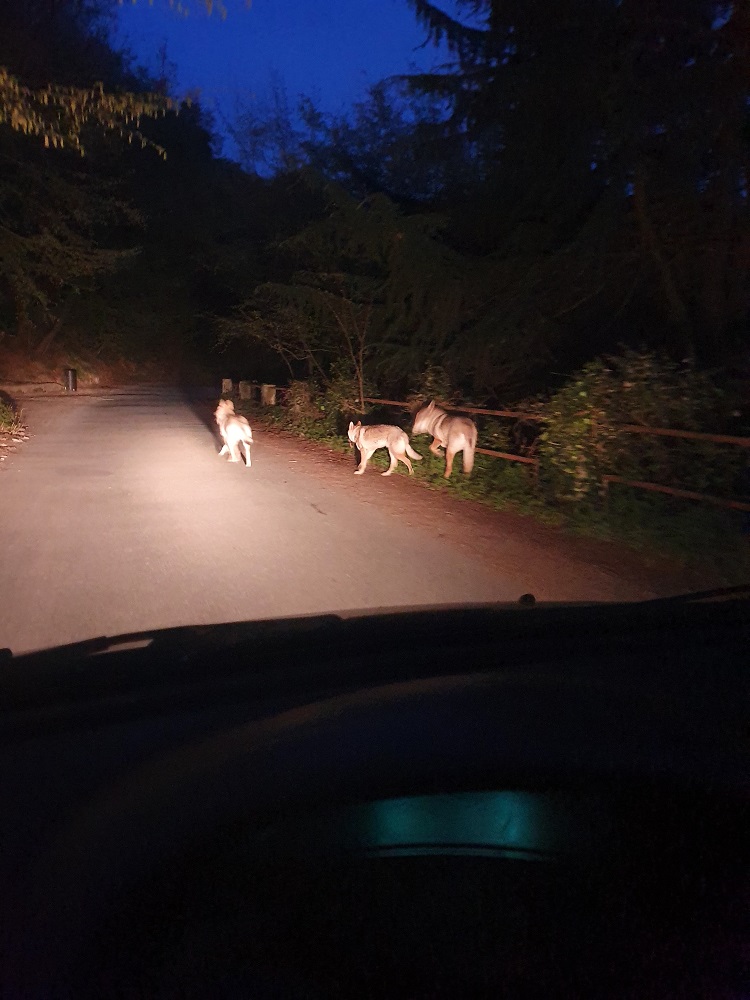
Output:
left=444, top=446, right=457, bottom=478
left=395, top=449, right=414, bottom=475
left=429, top=438, right=444, bottom=456
left=382, top=449, right=399, bottom=476
left=354, top=448, right=372, bottom=474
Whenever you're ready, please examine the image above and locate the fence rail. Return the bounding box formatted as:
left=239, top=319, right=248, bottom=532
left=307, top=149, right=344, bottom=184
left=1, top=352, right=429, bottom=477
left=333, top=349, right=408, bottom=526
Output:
left=361, top=394, right=750, bottom=511
left=364, top=396, right=750, bottom=447
left=619, top=425, right=750, bottom=448
left=363, top=397, right=540, bottom=420
left=602, top=476, right=750, bottom=514
left=363, top=397, right=543, bottom=473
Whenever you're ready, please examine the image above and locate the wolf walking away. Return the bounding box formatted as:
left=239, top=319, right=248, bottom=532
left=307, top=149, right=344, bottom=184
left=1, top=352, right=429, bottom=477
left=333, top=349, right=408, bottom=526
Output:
left=214, top=399, right=253, bottom=468
left=412, top=401, right=477, bottom=478
left=347, top=421, right=422, bottom=476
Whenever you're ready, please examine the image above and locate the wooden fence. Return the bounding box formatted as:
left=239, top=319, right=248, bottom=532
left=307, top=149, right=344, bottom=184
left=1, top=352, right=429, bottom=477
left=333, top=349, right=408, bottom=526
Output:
left=362, top=396, right=750, bottom=514
left=364, top=397, right=544, bottom=477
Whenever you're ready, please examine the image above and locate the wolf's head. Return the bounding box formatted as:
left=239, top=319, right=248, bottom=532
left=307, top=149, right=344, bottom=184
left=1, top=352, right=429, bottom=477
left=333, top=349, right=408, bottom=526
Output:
left=214, top=399, right=235, bottom=425
left=412, top=400, right=438, bottom=436
left=347, top=421, right=362, bottom=447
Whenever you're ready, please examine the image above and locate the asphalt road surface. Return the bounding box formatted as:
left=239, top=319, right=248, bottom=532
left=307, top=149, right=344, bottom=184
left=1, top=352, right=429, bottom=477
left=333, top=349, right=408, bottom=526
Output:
left=1, top=388, right=663, bottom=654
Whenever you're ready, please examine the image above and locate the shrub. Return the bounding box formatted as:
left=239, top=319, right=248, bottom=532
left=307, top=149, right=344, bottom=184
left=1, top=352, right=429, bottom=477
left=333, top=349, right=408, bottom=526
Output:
left=538, top=349, right=743, bottom=502
left=0, top=398, right=20, bottom=432
left=407, top=362, right=454, bottom=410
left=538, top=359, right=621, bottom=501
left=321, top=359, right=371, bottom=432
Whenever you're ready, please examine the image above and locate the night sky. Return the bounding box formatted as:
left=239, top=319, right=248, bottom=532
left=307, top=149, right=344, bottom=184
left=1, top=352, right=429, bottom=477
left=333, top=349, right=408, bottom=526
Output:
left=114, top=0, right=447, bottom=158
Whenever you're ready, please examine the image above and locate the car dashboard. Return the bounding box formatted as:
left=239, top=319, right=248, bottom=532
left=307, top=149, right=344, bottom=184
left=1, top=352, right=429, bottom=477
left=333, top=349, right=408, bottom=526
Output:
left=0, top=597, right=748, bottom=999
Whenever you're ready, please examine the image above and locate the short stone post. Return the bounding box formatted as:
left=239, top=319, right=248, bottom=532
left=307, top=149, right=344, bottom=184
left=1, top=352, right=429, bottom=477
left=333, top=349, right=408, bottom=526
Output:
left=221, top=378, right=234, bottom=395
left=260, top=384, right=277, bottom=406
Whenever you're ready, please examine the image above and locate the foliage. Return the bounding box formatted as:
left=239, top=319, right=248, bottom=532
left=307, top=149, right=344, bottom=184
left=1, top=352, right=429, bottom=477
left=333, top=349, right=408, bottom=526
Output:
left=538, top=360, right=622, bottom=501
left=271, top=362, right=373, bottom=441
left=0, top=0, right=187, bottom=359
left=0, top=67, right=173, bottom=158
left=216, top=176, right=550, bottom=402
left=278, top=379, right=328, bottom=435
left=0, top=129, right=144, bottom=348
left=217, top=184, right=397, bottom=406
left=538, top=349, right=744, bottom=502
left=322, top=358, right=372, bottom=422
left=225, top=0, right=749, bottom=389
left=406, top=362, right=454, bottom=409
left=0, top=397, right=21, bottom=432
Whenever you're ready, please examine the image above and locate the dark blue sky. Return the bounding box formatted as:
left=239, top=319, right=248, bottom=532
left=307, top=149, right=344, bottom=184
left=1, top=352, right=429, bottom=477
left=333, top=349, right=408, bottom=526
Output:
left=114, top=0, right=448, bottom=157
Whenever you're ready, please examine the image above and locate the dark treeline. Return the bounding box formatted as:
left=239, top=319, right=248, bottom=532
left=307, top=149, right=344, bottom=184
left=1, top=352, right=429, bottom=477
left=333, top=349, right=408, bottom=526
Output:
left=1, top=0, right=748, bottom=399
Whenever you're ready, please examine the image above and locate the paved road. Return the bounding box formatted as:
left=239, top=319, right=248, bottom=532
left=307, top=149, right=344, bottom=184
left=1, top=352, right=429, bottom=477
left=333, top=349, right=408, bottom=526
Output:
left=1, top=388, right=540, bottom=654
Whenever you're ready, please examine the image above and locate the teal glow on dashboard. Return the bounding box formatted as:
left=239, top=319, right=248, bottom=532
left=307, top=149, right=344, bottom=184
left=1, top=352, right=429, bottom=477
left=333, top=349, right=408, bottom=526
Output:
left=330, top=791, right=607, bottom=859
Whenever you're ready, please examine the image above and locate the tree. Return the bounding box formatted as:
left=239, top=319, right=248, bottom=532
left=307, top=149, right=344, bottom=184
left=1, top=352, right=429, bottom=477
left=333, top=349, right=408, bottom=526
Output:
left=1, top=0, right=173, bottom=157
left=218, top=183, right=391, bottom=410
left=0, top=0, right=174, bottom=349
left=0, top=67, right=172, bottom=158
left=0, top=127, right=143, bottom=347
left=399, top=1, right=749, bottom=364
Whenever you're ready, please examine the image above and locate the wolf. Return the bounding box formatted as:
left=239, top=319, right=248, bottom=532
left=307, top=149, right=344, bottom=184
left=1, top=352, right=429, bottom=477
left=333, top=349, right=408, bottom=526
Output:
left=214, top=399, right=253, bottom=467
left=347, top=421, right=422, bottom=476
left=412, top=400, right=477, bottom=478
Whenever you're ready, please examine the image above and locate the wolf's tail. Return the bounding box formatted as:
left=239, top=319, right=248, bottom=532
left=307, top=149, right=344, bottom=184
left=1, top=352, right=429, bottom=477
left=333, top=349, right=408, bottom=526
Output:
left=463, top=426, right=478, bottom=475
left=406, top=443, right=422, bottom=461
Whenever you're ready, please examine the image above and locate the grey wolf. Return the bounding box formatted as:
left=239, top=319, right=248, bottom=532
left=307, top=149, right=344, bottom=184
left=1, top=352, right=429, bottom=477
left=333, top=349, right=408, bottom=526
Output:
left=347, top=421, right=422, bottom=476
left=412, top=400, right=477, bottom=478
left=214, top=399, right=253, bottom=467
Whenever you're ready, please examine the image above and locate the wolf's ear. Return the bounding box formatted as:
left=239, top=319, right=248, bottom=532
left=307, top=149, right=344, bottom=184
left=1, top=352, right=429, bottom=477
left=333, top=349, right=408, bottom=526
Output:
left=348, top=421, right=354, bottom=431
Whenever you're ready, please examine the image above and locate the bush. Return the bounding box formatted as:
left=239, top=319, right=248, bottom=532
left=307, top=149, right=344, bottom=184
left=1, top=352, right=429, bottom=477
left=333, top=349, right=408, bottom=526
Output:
left=407, top=362, right=454, bottom=410
left=0, top=398, right=19, bottom=432
left=284, top=380, right=324, bottom=429
left=321, top=359, right=371, bottom=432
left=538, top=359, right=621, bottom=501
left=539, top=349, right=743, bottom=502
left=274, top=363, right=374, bottom=442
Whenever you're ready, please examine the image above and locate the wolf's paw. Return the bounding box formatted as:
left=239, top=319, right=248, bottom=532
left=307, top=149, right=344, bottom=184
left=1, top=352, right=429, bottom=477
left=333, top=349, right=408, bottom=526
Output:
left=354, top=469, right=365, bottom=475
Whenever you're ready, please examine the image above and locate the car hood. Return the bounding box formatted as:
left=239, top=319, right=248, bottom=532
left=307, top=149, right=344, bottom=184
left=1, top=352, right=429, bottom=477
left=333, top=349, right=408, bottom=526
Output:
left=1, top=588, right=748, bottom=713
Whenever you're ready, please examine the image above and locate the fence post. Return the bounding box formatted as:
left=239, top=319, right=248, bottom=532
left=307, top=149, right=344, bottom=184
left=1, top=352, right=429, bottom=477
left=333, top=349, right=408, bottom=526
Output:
left=260, top=384, right=277, bottom=406
left=221, top=378, right=234, bottom=396
left=238, top=380, right=253, bottom=401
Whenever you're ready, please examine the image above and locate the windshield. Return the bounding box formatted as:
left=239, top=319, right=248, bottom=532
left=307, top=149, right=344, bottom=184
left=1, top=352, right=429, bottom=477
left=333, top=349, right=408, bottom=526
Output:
left=1, top=2, right=748, bottom=654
